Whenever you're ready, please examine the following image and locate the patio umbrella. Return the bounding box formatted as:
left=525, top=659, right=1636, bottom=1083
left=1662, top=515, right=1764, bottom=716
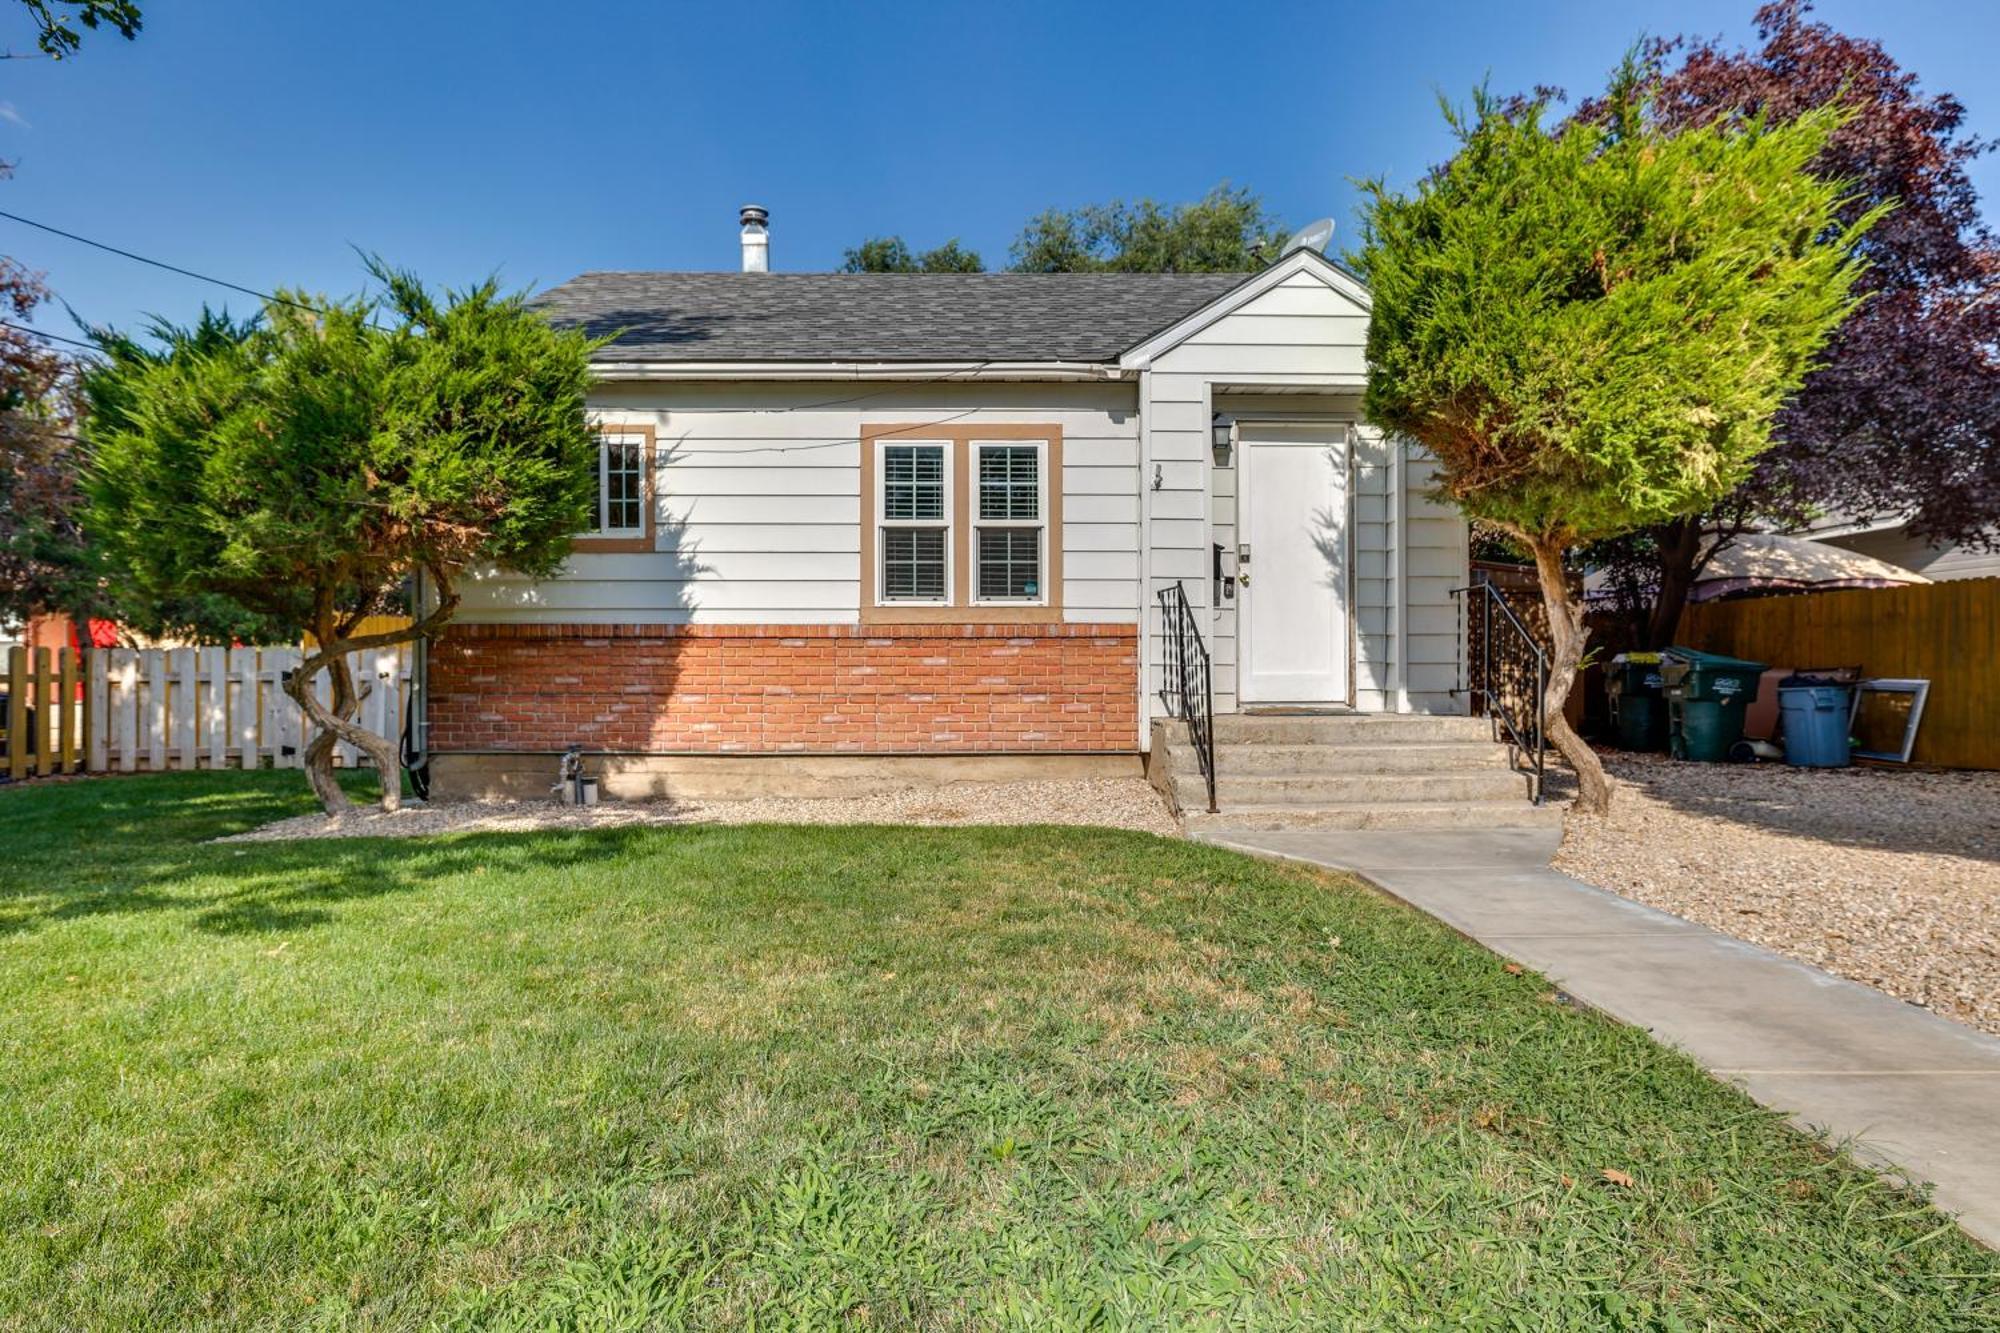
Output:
left=1684, top=532, right=1932, bottom=602
left=1585, top=531, right=1931, bottom=605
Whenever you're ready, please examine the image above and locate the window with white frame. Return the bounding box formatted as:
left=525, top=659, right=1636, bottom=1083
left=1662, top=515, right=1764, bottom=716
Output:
left=878, top=441, right=950, bottom=601
left=595, top=432, right=648, bottom=537
left=974, top=441, right=1045, bottom=602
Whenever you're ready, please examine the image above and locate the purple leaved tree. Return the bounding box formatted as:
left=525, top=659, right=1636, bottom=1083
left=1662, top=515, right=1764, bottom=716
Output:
left=1587, top=1, right=2000, bottom=647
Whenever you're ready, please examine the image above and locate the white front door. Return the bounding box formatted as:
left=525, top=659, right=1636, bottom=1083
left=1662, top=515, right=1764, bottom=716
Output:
left=1239, top=422, right=1349, bottom=704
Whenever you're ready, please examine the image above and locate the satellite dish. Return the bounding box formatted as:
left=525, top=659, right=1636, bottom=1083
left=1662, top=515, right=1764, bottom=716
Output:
left=1281, top=217, right=1336, bottom=257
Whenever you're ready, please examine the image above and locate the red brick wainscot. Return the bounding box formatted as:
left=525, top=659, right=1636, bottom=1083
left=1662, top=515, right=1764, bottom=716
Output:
left=426, top=622, right=1140, bottom=754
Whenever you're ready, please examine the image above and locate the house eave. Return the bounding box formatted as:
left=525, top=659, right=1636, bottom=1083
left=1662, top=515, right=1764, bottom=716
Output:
left=1797, top=513, right=1910, bottom=541
left=587, top=359, right=1134, bottom=383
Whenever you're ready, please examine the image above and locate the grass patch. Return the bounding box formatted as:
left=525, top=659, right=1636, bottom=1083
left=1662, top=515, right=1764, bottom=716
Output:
left=1, top=772, right=1994, bottom=1328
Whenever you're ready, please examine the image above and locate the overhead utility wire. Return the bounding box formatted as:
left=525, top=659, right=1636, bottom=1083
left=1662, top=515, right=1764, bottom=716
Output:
left=0, top=211, right=1037, bottom=437
left=0, top=317, right=100, bottom=351
left=0, top=208, right=318, bottom=312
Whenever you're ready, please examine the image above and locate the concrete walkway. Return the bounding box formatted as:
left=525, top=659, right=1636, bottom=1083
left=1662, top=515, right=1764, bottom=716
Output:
left=1191, top=823, right=2000, bottom=1248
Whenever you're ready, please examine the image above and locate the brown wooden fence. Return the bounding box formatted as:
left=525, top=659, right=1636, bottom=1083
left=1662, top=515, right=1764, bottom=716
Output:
left=2, top=645, right=88, bottom=780
left=1674, top=578, right=2000, bottom=770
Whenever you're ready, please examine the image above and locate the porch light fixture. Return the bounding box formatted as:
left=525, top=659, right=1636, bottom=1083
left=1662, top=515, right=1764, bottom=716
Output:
left=1211, top=414, right=1234, bottom=467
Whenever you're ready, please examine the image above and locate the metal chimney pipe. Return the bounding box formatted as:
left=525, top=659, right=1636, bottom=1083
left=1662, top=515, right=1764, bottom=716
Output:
left=739, top=204, right=769, bottom=273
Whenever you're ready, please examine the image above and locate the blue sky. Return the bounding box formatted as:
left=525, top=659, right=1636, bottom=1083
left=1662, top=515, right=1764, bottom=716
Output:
left=2, top=0, right=1995, bottom=337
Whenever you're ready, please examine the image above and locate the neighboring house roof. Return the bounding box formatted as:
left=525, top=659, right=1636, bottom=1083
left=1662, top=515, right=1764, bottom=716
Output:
left=1769, top=510, right=2000, bottom=582
left=1793, top=509, right=1908, bottom=541
left=532, top=271, right=1251, bottom=364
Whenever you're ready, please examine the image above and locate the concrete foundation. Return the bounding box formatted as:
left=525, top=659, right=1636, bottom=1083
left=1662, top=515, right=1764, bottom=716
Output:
left=429, top=750, right=1144, bottom=802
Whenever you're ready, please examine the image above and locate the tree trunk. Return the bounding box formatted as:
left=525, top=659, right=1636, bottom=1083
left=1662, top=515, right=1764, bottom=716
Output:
left=1643, top=517, right=1704, bottom=650
left=287, top=651, right=409, bottom=815
left=286, top=656, right=357, bottom=815
left=300, top=727, right=343, bottom=808
left=1529, top=536, right=1611, bottom=815
left=287, top=568, right=460, bottom=816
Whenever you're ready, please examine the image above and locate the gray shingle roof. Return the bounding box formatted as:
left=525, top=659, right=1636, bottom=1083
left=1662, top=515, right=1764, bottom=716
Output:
left=533, top=271, right=1252, bottom=364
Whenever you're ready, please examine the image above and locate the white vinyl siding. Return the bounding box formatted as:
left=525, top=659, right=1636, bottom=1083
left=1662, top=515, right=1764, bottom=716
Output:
left=1820, top=525, right=2000, bottom=583
left=1400, top=446, right=1472, bottom=709
left=1140, top=267, right=1465, bottom=721
left=457, top=381, right=1141, bottom=626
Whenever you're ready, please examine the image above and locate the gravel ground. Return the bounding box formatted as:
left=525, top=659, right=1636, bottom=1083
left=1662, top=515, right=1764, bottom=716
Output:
left=217, top=777, right=1182, bottom=843
left=1556, top=753, right=2000, bottom=1037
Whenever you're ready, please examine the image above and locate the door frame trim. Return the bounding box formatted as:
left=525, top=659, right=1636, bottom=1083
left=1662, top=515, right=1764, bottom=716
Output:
left=1234, top=417, right=1356, bottom=709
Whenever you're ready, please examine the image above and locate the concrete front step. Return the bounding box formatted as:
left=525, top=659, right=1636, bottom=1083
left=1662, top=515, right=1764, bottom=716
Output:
left=1209, top=770, right=1533, bottom=806
left=1152, top=711, right=1549, bottom=832
left=1168, top=741, right=1511, bottom=775
left=1208, top=714, right=1496, bottom=745
left=1184, top=800, right=1566, bottom=832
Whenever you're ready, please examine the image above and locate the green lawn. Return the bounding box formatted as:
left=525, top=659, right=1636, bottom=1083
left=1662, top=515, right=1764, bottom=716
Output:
left=1, top=774, right=1993, bottom=1329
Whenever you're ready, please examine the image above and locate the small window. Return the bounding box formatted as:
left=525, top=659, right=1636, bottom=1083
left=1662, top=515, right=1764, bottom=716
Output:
left=878, top=441, right=950, bottom=603
left=597, top=432, right=648, bottom=536
left=973, top=441, right=1045, bottom=603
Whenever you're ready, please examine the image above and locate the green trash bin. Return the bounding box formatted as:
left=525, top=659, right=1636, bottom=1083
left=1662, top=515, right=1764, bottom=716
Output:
left=1606, top=652, right=1669, bottom=751
left=1662, top=648, right=1767, bottom=762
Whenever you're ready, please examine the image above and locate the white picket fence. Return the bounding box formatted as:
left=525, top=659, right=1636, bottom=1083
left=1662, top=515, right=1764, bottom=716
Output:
left=86, top=644, right=411, bottom=773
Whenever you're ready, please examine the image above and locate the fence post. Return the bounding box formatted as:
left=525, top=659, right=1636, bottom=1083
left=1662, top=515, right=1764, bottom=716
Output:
left=265, top=650, right=303, bottom=769
left=57, top=647, right=78, bottom=774
left=144, top=649, right=167, bottom=771
left=114, top=652, right=138, bottom=772
left=31, top=647, right=54, bottom=777
left=5, top=646, right=26, bottom=781
left=172, top=647, right=198, bottom=771
left=235, top=648, right=258, bottom=769
left=86, top=649, right=105, bottom=772
left=201, top=646, right=226, bottom=770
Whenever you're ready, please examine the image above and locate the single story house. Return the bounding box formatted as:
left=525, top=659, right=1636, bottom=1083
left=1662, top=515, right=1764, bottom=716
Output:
left=420, top=209, right=1537, bottom=824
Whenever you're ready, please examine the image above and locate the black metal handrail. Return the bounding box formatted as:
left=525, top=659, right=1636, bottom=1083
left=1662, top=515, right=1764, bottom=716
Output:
left=1451, top=578, right=1548, bottom=804
left=1157, top=581, right=1217, bottom=813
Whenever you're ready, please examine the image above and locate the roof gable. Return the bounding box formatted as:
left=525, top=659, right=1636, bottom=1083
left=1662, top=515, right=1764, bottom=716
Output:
left=1117, top=249, right=1370, bottom=368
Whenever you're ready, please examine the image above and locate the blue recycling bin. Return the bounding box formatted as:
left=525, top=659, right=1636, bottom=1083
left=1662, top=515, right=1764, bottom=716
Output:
left=1778, top=681, right=1853, bottom=768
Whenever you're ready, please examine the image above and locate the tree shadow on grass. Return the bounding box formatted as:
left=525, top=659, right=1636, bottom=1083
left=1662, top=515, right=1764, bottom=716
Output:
left=189, top=829, right=658, bottom=935
left=0, top=800, right=664, bottom=932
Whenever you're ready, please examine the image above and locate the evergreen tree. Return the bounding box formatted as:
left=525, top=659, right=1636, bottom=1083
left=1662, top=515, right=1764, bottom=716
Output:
left=1358, top=68, right=1878, bottom=811
left=85, top=263, right=602, bottom=813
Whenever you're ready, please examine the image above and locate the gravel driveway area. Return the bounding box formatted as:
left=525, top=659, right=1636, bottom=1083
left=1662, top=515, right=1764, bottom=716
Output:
left=1556, top=753, right=2000, bottom=1037
left=219, top=777, right=1182, bottom=843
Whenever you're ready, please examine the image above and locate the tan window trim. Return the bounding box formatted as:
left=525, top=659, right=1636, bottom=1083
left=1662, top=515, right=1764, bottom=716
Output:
left=571, top=422, right=657, bottom=554
left=861, top=422, right=1063, bottom=625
